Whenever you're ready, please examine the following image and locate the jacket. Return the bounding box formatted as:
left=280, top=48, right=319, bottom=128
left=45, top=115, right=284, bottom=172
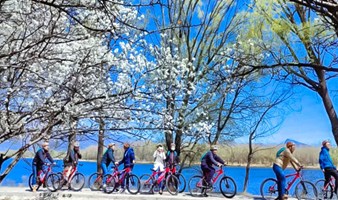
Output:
left=101, top=148, right=115, bottom=165
left=64, top=149, right=82, bottom=166
left=118, top=147, right=135, bottom=168
left=274, top=147, right=301, bottom=170
left=33, top=148, right=54, bottom=167
left=201, top=151, right=225, bottom=167
left=165, top=150, right=180, bottom=166
left=319, top=146, right=336, bottom=170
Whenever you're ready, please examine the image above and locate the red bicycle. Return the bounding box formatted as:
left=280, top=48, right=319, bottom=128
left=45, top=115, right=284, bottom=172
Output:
left=103, top=165, right=140, bottom=194
left=28, top=163, right=56, bottom=192
left=315, top=176, right=337, bottom=199
left=47, top=164, right=85, bottom=192
left=139, top=166, right=179, bottom=195
left=188, top=166, right=237, bottom=198
left=260, top=168, right=317, bottom=199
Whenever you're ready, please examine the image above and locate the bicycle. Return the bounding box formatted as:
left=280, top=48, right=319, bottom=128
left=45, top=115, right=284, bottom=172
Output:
left=171, top=165, right=186, bottom=193
left=140, top=166, right=179, bottom=195
left=87, top=166, right=116, bottom=191
left=260, top=168, right=317, bottom=199
left=103, top=165, right=141, bottom=194
left=48, top=164, right=85, bottom=192
left=315, top=176, right=337, bottom=199
left=88, top=171, right=105, bottom=191
left=28, top=163, right=57, bottom=192
left=188, top=165, right=237, bottom=198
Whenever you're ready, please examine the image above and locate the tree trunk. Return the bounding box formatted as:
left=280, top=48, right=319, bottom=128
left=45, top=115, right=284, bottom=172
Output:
left=97, top=119, right=105, bottom=173
left=243, top=154, right=252, bottom=193
left=316, top=74, right=338, bottom=145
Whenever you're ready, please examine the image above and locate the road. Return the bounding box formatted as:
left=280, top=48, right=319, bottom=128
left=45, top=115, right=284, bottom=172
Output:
left=0, top=187, right=299, bottom=200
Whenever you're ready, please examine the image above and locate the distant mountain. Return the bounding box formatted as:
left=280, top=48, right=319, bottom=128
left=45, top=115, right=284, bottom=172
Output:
left=284, top=138, right=310, bottom=147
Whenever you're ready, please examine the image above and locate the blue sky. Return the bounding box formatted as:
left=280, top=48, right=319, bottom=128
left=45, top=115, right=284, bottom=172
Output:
left=236, top=87, right=336, bottom=146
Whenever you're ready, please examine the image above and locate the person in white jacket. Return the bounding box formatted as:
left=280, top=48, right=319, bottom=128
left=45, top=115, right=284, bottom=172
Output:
left=153, top=143, right=166, bottom=172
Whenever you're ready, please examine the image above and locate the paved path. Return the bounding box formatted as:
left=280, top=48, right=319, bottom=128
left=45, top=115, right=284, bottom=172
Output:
left=0, top=187, right=298, bottom=200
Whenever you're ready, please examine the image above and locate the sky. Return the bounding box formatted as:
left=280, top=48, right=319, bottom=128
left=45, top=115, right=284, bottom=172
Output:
left=235, top=87, right=336, bottom=146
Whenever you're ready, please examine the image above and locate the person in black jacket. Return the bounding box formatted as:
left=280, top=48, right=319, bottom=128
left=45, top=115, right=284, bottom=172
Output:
left=101, top=143, right=116, bottom=188
left=32, top=142, right=55, bottom=192
left=200, top=145, right=224, bottom=197
left=62, top=141, right=82, bottom=184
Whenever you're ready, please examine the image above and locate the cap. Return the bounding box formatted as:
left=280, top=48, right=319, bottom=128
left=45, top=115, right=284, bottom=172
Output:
left=322, top=140, right=329, bottom=146
left=42, top=142, right=49, bottom=147
left=73, top=141, right=80, bottom=147
left=210, top=145, right=218, bottom=151
left=156, top=143, right=163, bottom=148
left=108, top=143, right=115, bottom=147
left=286, top=141, right=295, bottom=148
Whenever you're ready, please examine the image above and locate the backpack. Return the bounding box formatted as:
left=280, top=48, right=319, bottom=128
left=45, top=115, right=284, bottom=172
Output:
left=200, top=151, right=208, bottom=161
left=276, top=147, right=286, bottom=158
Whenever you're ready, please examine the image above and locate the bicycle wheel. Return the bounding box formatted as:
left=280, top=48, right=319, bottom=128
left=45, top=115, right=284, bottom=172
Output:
left=126, top=174, right=140, bottom=195
left=103, top=174, right=116, bottom=194
left=28, top=173, right=41, bottom=191
left=315, top=179, right=334, bottom=199
left=188, top=175, right=205, bottom=196
left=260, top=178, right=278, bottom=200
left=220, top=176, right=237, bottom=198
left=46, top=173, right=61, bottom=192
left=69, top=173, right=85, bottom=191
left=176, top=173, right=186, bottom=193
left=139, top=174, right=155, bottom=193
left=88, top=172, right=103, bottom=191
left=295, top=180, right=318, bottom=200
left=166, top=174, right=179, bottom=195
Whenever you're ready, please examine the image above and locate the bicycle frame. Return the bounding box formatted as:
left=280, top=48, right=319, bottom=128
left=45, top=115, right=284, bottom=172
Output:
left=155, top=167, right=171, bottom=185
left=284, top=170, right=302, bottom=191
left=39, top=164, right=53, bottom=183
left=322, top=176, right=335, bottom=190
left=107, top=166, right=132, bottom=185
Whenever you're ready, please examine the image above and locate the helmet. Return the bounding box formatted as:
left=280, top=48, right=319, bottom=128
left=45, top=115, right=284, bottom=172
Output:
left=73, top=141, right=80, bottom=148
left=210, top=145, right=218, bottom=151
left=286, top=141, right=295, bottom=148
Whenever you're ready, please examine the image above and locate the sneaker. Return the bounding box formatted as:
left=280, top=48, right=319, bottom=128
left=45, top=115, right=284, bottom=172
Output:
left=283, top=194, right=288, bottom=199
left=203, top=193, right=208, bottom=197
left=159, top=189, right=163, bottom=195
left=32, top=185, right=38, bottom=192
left=119, top=187, right=125, bottom=193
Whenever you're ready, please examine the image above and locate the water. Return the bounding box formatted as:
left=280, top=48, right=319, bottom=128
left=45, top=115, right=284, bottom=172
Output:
left=0, top=158, right=323, bottom=195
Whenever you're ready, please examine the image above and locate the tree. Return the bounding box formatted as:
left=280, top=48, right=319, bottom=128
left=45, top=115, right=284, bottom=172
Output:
left=289, top=0, right=338, bottom=36
left=0, top=0, right=142, bottom=182
left=234, top=0, right=338, bottom=145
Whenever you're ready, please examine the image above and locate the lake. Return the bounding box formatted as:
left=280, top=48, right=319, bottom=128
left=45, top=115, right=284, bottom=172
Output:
left=0, top=158, right=323, bottom=195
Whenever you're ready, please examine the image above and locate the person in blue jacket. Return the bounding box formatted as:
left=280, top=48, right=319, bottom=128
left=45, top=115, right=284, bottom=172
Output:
left=115, top=143, right=135, bottom=192
left=200, top=145, right=224, bottom=197
left=319, top=140, right=338, bottom=194
left=101, top=143, right=116, bottom=188
left=32, top=142, right=55, bottom=192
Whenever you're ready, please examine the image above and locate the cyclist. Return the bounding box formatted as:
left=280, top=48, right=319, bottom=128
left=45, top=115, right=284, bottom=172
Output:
left=152, top=143, right=166, bottom=194
left=153, top=143, right=166, bottom=172
left=273, top=141, right=302, bottom=200
left=32, top=142, right=55, bottom=192
left=101, top=143, right=116, bottom=188
left=115, top=142, right=135, bottom=192
left=62, top=141, right=82, bottom=186
left=200, top=145, right=224, bottom=197
left=319, top=140, right=338, bottom=195
left=159, top=143, right=180, bottom=195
